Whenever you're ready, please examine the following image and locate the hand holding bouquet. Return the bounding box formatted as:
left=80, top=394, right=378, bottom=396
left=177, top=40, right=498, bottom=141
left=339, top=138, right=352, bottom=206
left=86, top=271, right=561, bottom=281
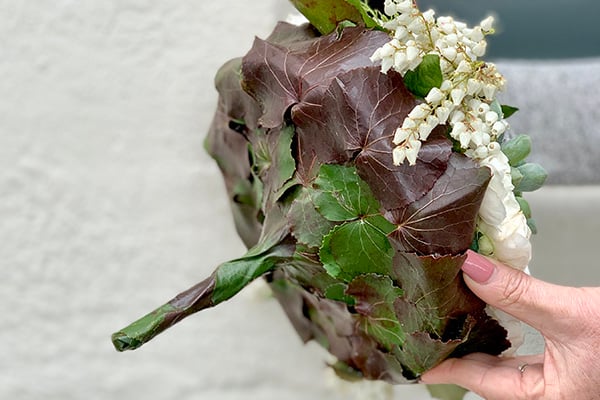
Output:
left=112, top=0, right=546, bottom=389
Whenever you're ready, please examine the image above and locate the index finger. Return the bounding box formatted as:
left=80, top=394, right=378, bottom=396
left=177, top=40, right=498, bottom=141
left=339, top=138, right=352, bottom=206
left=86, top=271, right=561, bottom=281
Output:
left=420, top=356, right=544, bottom=399
left=462, top=250, right=578, bottom=334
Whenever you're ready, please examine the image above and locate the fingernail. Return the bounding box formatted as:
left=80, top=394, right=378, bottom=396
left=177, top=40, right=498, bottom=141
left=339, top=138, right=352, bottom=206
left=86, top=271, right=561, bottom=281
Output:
left=462, top=250, right=496, bottom=283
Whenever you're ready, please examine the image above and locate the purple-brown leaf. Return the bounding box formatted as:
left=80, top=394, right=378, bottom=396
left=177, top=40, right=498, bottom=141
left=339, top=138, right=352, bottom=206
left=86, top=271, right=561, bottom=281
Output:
left=386, top=154, right=491, bottom=255
left=241, top=23, right=390, bottom=129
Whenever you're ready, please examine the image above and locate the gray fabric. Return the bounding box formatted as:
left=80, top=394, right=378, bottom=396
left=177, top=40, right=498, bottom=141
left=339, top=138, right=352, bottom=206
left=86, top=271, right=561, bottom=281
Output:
left=494, top=59, right=600, bottom=184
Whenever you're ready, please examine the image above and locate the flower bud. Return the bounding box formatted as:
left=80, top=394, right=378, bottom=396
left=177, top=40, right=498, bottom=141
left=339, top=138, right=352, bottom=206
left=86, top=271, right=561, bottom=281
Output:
left=406, top=44, right=420, bottom=61
left=402, top=117, right=417, bottom=129
left=469, top=27, right=484, bottom=42
left=472, top=41, right=487, bottom=57
left=450, top=109, right=465, bottom=124
left=392, top=146, right=407, bottom=165
left=450, top=88, right=466, bottom=105
left=478, top=234, right=495, bottom=256
left=467, top=78, right=483, bottom=96
left=408, top=104, right=431, bottom=119
left=425, top=87, right=445, bottom=105
left=441, top=46, right=457, bottom=61
left=455, top=60, right=471, bottom=74
left=480, top=16, right=495, bottom=32
left=485, top=111, right=499, bottom=125
left=435, top=106, right=451, bottom=124
left=393, top=127, right=412, bottom=144
left=491, top=120, right=507, bottom=136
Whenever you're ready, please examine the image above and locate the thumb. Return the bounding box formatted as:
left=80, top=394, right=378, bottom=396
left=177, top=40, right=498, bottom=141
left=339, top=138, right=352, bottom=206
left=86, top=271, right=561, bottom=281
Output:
left=462, top=250, right=576, bottom=334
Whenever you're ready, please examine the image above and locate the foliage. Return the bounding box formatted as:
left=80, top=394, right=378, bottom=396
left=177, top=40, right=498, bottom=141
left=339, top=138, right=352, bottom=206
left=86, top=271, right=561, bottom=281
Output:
left=113, top=5, right=511, bottom=388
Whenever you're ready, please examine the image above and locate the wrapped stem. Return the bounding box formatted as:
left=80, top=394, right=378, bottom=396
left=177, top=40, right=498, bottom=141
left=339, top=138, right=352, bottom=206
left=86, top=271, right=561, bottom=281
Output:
left=112, top=275, right=216, bottom=351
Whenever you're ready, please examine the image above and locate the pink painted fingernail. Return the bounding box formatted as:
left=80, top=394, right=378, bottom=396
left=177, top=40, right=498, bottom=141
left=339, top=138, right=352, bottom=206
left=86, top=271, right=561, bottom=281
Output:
left=462, top=250, right=496, bottom=283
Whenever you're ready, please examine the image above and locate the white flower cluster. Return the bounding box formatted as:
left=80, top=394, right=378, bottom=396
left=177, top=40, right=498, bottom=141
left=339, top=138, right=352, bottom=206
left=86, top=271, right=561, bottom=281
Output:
left=371, top=0, right=533, bottom=353
left=371, top=0, right=532, bottom=267
left=370, top=0, right=508, bottom=166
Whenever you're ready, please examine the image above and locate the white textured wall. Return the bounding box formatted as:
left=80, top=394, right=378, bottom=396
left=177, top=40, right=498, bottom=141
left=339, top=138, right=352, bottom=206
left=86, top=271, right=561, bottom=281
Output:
left=2, top=2, right=599, bottom=400
left=0, top=2, right=432, bottom=399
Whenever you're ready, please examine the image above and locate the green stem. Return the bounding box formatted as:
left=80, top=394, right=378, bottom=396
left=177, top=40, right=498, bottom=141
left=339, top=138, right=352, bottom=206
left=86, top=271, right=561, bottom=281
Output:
left=111, top=243, right=295, bottom=352
left=111, top=275, right=216, bottom=352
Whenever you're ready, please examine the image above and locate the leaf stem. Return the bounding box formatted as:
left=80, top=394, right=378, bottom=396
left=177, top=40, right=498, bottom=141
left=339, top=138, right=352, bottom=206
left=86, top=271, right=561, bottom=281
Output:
left=111, top=275, right=216, bottom=352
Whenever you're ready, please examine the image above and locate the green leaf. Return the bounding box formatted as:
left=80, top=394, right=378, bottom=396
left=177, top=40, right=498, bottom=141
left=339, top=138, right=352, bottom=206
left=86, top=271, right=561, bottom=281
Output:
left=273, top=125, right=297, bottom=193
left=112, top=243, right=296, bottom=352
left=346, top=274, right=405, bottom=350
left=312, top=164, right=381, bottom=222
left=395, top=332, right=462, bottom=377
left=427, top=384, right=469, bottom=400
left=501, top=104, right=519, bottom=118
left=288, top=0, right=367, bottom=34
left=325, top=283, right=356, bottom=306
left=489, top=99, right=503, bottom=117
left=320, top=216, right=395, bottom=282
left=248, top=124, right=296, bottom=209
left=330, top=360, right=364, bottom=382
left=510, top=166, right=524, bottom=188
left=343, top=0, right=381, bottom=28
left=514, top=163, right=548, bottom=192
left=213, top=244, right=294, bottom=304
left=403, top=54, right=443, bottom=98
left=515, top=196, right=532, bottom=218
left=501, top=134, right=532, bottom=166
left=289, top=188, right=335, bottom=248
left=527, top=218, right=538, bottom=234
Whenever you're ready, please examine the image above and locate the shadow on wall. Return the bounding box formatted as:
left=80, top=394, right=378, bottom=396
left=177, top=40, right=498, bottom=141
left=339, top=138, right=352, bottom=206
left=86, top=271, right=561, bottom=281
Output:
left=416, top=0, right=600, bottom=59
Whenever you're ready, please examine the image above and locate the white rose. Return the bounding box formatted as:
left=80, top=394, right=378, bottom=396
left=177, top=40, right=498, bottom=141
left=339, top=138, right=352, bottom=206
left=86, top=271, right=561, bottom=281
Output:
left=478, top=152, right=520, bottom=226
left=479, top=212, right=532, bottom=271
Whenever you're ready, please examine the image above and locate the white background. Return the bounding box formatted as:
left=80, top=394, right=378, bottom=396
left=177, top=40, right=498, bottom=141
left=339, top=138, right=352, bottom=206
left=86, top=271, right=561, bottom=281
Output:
left=2, top=1, right=599, bottom=399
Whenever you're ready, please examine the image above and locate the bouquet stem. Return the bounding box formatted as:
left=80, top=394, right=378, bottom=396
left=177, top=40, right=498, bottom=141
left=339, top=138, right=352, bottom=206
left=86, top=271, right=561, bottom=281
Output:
left=111, top=275, right=215, bottom=351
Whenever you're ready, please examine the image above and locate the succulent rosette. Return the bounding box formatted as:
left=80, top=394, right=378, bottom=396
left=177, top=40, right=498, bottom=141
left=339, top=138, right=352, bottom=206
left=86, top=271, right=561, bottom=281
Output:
left=112, top=0, right=546, bottom=386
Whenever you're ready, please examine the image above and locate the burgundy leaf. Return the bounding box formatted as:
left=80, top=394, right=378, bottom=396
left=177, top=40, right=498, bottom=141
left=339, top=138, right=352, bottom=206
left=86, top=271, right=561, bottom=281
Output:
left=270, top=267, right=411, bottom=384
left=386, top=154, right=491, bottom=255
left=391, top=253, right=509, bottom=353
left=293, top=65, right=452, bottom=206
left=214, top=58, right=263, bottom=132
left=393, top=332, right=462, bottom=377
left=205, top=59, right=264, bottom=248
left=356, top=126, right=452, bottom=211
left=241, top=23, right=390, bottom=129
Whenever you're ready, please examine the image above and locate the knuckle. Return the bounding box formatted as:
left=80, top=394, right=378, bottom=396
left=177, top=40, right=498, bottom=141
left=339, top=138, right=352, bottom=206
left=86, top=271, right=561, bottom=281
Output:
left=498, top=271, right=531, bottom=309
left=520, top=383, right=544, bottom=400
left=519, top=369, right=545, bottom=400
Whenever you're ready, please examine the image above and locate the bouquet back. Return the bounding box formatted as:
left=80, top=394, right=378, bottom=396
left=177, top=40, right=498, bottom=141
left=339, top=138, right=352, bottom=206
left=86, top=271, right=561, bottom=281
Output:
left=112, top=0, right=546, bottom=386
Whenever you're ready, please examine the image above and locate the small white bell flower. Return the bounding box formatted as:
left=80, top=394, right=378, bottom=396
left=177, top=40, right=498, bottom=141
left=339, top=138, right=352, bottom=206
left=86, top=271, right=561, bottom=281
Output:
left=392, top=146, right=406, bottom=165
left=425, top=87, right=445, bottom=105
left=480, top=16, right=495, bottom=33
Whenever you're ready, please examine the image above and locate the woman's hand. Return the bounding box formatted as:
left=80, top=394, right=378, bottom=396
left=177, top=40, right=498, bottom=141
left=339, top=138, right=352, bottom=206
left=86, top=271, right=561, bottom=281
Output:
left=420, top=250, right=600, bottom=400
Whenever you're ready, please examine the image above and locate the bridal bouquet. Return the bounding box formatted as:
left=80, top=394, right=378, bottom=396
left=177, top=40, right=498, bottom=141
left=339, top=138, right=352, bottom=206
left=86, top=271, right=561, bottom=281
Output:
left=112, top=0, right=546, bottom=393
